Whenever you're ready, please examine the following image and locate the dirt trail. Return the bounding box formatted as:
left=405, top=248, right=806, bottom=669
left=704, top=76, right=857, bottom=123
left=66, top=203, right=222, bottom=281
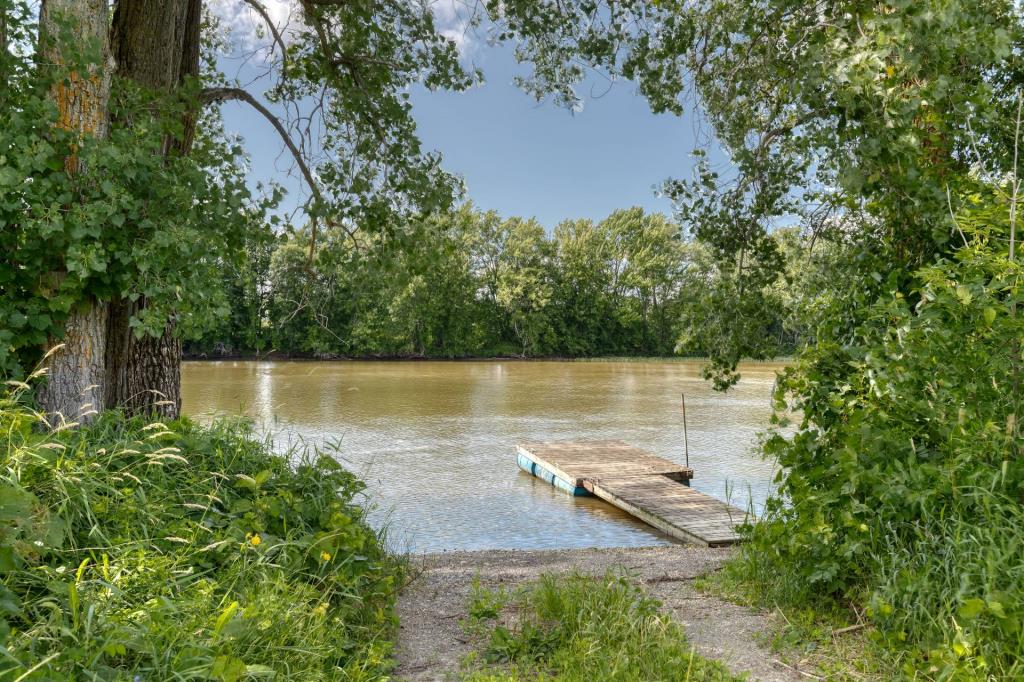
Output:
left=394, top=545, right=804, bottom=681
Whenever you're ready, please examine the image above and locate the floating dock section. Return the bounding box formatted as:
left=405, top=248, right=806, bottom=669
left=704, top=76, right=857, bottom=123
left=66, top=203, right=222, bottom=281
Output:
left=517, top=440, right=747, bottom=546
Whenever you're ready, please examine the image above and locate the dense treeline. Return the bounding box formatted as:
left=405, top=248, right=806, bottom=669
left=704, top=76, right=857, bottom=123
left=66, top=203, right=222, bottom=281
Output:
left=189, top=206, right=810, bottom=359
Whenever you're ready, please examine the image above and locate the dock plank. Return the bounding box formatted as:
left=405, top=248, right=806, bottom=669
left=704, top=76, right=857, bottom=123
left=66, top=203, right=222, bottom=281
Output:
left=588, top=476, right=747, bottom=546
left=517, top=441, right=746, bottom=547
left=517, top=441, right=693, bottom=487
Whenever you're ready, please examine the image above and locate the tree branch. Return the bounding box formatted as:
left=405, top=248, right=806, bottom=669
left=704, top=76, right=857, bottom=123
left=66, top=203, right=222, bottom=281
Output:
left=756, top=111, right=816, bottom=156
left=198, top=86, right=351, bottom=261
left=242, top=0, right=288, bottom=66
left=200, top=86, right=318, bottom=203
left=298, top=1, right=389, bottom=148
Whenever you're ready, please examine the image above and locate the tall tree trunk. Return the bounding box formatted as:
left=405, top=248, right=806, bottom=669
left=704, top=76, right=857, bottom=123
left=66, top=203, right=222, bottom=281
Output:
left=105, top=297, right=182, bottom=417
left=36, top=0, right=111, bottom=424
left=104, top=0, right=200, bottom=418
left=38, top=302, right=109, bottom=423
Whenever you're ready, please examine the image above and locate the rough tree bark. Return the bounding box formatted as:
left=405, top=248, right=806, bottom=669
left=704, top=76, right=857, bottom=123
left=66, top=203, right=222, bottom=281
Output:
left=104, top=0, right=201, bottom=418
left=36, top=0, right=112, bottom=424
left=104, top=298, right=183, bottom=418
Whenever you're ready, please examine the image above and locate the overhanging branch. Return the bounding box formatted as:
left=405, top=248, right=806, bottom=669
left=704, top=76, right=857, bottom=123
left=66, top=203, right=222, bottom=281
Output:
left=199, top=86, right=353, bottom=261
left=200, top=86, right=316, bottom=197
left=242, top=0, right=288, bottom=67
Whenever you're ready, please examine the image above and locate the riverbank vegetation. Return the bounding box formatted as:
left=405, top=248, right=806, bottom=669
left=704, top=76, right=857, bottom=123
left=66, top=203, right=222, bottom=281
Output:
left=735, top=238, right=1024, bottom=677
left=0, top=388, right=400, bottom=680
left=188, top=207, right=819, bottom=361
left=494, top=0, right=1024, bottom=675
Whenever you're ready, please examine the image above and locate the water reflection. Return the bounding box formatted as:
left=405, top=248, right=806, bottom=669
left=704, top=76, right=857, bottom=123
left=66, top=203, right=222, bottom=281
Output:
left=182, top=360, right=784, bottom=552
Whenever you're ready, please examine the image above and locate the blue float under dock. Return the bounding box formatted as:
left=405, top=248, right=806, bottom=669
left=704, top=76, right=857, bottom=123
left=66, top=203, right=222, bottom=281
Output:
left=517, top=452, right=591, bottom=495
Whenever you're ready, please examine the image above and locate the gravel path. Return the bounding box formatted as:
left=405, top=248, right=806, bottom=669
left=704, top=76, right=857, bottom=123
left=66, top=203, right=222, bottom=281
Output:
left=394, top=545, right=804, bottom=681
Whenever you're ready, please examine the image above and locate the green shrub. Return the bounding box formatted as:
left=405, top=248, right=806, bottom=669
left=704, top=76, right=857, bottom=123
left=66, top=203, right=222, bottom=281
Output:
left=0, top=392, right=400, bottom=680
left=733, top=238, right=1024, bottom=677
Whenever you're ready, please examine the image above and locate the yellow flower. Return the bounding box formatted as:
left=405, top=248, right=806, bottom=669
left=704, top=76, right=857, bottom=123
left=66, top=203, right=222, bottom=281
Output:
left=320, top=551, right=332, bottom=562
left=249, top=534, right=262, bottom=547
left=312, top=603, right=328, bottom=618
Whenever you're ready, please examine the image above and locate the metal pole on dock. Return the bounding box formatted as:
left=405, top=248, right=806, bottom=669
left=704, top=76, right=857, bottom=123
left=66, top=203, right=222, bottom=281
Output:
left=681, top=393, right=689, bottom=469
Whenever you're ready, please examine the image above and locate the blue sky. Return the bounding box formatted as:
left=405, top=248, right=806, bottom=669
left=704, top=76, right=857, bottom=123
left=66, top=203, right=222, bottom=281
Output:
left=215, top=4, right=720, bottom=230
left=407, top=45, right=711, bottom=228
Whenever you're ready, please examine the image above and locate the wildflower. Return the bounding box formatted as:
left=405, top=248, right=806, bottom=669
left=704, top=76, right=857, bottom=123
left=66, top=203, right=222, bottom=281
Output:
left=320, top=551, right=332, bottom=562
left=249, top=534, right=262, bottom=547
left=312, top=603, right=328, bottom=618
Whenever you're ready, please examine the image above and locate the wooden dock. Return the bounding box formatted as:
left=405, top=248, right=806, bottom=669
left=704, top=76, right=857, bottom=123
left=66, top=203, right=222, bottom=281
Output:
left=517, top=440, right=747, bottom=546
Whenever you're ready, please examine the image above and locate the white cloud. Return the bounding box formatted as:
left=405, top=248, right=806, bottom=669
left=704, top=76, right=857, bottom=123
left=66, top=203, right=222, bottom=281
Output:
left=429, top=0, right=482, bottom=59
left=208, top=0, right=299, bottom=53
left=208, top=0, right=481, bottom=59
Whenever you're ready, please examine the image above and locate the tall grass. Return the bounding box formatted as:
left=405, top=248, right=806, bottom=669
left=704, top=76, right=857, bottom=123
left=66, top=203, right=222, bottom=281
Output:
left=462, top=572, right=740, bottom=681
left=869, top=490, right=1024, bottom=678
left=726, top=485, right=1024, bottom=679
left=0, top=389, right=400, bottom=680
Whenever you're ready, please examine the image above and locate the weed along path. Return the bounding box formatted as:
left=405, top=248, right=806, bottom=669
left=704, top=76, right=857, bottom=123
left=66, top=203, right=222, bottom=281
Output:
left=395, top=546, right=803, bottom=681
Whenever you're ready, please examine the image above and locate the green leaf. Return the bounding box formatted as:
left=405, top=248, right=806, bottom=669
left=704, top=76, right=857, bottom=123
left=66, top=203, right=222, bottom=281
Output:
left=958, top=598, right=986, bottom=620
left=103, top=642, right=127, bottom=657
left=234, top=474, right=258, bottom=490
left=29, top=313, right=52, bottom=331
left=0, top=547, right=18, bottom=573
left=0, top=484, right=35, bottom=523
left=0, top=585, right=20, bottom=616
left=211, top=655, right=247, bottom=682
left=244, top=664, right=277, bottom=678
left=0, top=167, right=21, bottom=187
left=212, top=600, right=240, bottom=638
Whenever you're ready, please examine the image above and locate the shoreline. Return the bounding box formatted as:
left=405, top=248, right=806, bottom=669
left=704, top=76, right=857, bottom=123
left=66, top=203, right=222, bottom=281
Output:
left=182, top=352, right=792, bottom=364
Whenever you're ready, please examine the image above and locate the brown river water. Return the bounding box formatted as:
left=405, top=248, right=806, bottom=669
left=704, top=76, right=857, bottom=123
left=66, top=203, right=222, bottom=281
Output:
left=182, top=360, right=785, bottom=552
